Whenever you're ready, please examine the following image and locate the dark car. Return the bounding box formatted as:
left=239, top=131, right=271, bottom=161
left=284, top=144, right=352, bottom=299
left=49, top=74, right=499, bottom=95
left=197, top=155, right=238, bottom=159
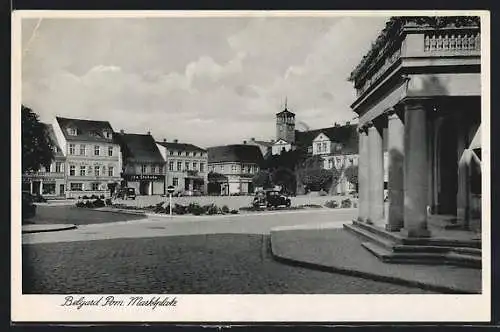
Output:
left=253, top=190, right=291, bottom=208
left=115, top=187, right=136, bottom=200
left=22, top=191, right=37, bottom=220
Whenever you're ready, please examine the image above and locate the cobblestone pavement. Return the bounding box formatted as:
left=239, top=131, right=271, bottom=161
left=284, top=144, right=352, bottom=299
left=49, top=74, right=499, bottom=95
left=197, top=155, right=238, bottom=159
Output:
left=27, top=205, right=145, bottom=225
left=23, top=234, right=435, bottom=294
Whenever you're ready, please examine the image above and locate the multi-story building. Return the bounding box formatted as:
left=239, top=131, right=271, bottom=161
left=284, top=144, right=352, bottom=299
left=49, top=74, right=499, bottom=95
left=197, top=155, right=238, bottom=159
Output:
left=22, top=123, right=66, bottom=198
left=207, top=144, right=263, bottom=195
left=156, top=139, right=208, bottom=194
left=115, top=131, right=166, bottom=195
left=52, top=117, right=122, bottom=198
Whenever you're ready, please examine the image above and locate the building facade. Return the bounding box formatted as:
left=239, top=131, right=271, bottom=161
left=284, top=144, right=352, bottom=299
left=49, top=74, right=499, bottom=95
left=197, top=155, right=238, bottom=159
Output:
left=349, top=16, right=482, bottom=236
left=22, top=123, right=66, bottom=198
left=207, top=144, right=263, bottom=195
left=115, top=132, right=166, bottom=195
left=53, top=117, right=122, bottom=198
left=156, top=139, right=208, bottom=195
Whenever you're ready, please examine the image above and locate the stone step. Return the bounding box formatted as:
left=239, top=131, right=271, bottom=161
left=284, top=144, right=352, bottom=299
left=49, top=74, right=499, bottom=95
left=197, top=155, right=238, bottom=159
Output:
left=361, top=242, right=481, bottom=268
left=343, top=223, right=396, bottom=249
left=351, top=220, right=403, bottom=243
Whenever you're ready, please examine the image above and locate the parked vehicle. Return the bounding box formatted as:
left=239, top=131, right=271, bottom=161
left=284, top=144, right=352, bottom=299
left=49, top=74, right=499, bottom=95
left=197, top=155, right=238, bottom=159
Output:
left=22, top=191, right=37, bottom=219
left=115, top=187, right=136, bottom=200
left=253, top=190, right=291, bottom=208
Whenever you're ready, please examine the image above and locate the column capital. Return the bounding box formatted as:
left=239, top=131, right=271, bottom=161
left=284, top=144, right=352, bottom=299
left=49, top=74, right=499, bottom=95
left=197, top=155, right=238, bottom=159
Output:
left=366, top=121, right=374, bottom=128
left=401, top=98, right=436, bottom=112
left=357, top=125, right=368, bottom=134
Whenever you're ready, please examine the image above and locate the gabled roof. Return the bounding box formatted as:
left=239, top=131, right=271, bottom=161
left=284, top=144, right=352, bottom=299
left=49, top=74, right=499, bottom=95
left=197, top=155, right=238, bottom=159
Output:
left=42, top=123, right=64, bottom=157
left=56, top=117, right=115, bottom=143
left=156, top=141, right=206, bottom=153
left=207, top=144, right=264, bottom=164
left=273, top=138, right=291, bottom=145
left=276, top=108, right=295, bottom=117
left=115, top=133, right=165, bottom=164
left=248, top=139, right=273, bottom=147
left=295, top=124, right=359, bottom=155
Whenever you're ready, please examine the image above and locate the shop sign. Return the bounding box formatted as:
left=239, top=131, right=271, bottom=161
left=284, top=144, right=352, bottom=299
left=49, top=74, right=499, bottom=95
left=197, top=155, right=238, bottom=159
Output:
left=125, top=174, right=164, bottom=181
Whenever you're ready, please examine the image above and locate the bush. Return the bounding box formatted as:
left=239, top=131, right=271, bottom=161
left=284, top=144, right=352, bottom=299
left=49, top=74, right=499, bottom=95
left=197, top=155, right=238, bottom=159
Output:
left=203, top=203, right=219, bottom=215
left=341, top=198, right=352, bottom=208
left=172, top=203, right=187, bottom=215
left=75, top=201, right=85, bottom=208
left=105, top=198, right=112, bottom=206
left=230, top=209, right=239, bottom=214
left=100, top=195, right=105, bottom=199
left=357, top=216, right=364, bottom=222
left=324, top=200, right=339, bottom=209
left=82, top=195, right=89, bottom=199
left=84, top=201, right=94, bottom=208
left=221, top=205, right=230, bottom=214
left=299, top=204, right=323, bottom=209
left=318, top=189, right=328, bottom=196
left=93, top=199, right=105, bottom=208
left=90, top=194, right=98, bottom=199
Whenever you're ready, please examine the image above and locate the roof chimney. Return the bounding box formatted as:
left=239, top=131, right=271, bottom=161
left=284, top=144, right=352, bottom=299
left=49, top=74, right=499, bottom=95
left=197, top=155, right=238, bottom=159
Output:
left=120, top=129, right=124, bottom=134
left=346, top=121, right=350, bottom=125
left=147, top=131, right=151, bottom=135
left=173, top=139, right=178, bottom=143
left=251, top=137, right=255, bottom=141
left=163, top=138, right=167, bottom=142
left=243, top=140, right=247, bottom=145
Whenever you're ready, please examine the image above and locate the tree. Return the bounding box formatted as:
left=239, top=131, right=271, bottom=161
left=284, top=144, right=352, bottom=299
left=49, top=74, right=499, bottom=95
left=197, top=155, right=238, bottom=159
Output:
left=22, top=105, right=54, bottom=173
left=252, top=170, right=272, bottom=189
left=302, top=168, right=332, bottom=192
left=344, top=165, right=359, bottom=191
left=271, top=167, right=297, bottom=195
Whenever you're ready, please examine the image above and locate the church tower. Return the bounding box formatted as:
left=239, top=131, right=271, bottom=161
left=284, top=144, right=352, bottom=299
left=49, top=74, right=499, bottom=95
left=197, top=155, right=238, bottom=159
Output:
left=276, top=99, right=296, bottom=143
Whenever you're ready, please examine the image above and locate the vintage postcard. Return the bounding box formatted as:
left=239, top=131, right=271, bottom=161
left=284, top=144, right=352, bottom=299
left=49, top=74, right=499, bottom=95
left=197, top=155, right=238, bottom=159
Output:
left=12, top=10, right=490, bottom=323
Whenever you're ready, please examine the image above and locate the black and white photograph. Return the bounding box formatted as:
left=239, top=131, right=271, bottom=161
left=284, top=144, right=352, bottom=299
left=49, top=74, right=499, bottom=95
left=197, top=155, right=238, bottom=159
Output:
left=13, top=10, right=490, bottom=322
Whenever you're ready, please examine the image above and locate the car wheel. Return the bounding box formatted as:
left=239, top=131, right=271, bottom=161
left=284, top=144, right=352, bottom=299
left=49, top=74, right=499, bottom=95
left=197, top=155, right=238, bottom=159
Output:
left=286, top=200, right=291, bottom=207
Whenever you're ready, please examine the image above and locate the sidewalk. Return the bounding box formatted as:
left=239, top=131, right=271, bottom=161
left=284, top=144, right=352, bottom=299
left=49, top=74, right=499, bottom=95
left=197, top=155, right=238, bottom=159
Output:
left=270, top=225, right=482, bottom=294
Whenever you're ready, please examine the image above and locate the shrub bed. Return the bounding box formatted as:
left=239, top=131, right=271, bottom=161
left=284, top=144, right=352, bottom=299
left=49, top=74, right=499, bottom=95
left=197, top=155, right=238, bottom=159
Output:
left=324, top=200, right=339, bottom=209
left=75, top=198, right=106, bottom=208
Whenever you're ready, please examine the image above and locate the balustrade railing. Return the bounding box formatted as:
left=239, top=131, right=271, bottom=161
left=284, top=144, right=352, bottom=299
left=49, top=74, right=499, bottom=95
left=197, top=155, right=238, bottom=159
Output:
left=424, top=32, right=480, bottom=52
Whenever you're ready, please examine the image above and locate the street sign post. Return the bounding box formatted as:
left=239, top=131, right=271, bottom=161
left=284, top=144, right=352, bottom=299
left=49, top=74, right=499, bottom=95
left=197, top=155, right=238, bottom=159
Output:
left=167, top=185, right=175, bottom=217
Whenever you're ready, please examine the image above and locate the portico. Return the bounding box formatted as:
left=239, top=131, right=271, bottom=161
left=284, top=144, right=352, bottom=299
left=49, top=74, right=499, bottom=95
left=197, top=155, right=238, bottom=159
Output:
left=344, top=16, right=482, bottom=267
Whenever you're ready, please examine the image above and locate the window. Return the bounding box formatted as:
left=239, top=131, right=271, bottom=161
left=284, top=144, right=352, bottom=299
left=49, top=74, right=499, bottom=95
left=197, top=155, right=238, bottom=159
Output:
left=316, top=143, right=321, bottom=152
left=69, top=165, right=75, bottom=176
left=79, top=166, right=86, bottom=177
left=177, top=151, right=182, bottom=156
left=185, top=162, right=189, bottom=170
left=92, top=183, right=100, bottom=191
left=94, top=145, right=100, bottom=156
left=69, top=144, right=75, bottom=155
left=322, top=142, right=327, bottom=152
left=231, top=165, right=237, bottom=172
left=177, top=162, right=182, bottom=171
left=200, top=163, right=205, bottom=172
left=108, top=166, right=114, bottom=177
left=68, top=128, right=77, bottom=136
left=192, top=162, right=197, bottom=170
left=328, top=159, right=333, bottom=169
left=349, top=158, right=353, bottom=165
left=173, top=177, right=178, bottom=186
left=94, top=166, right=100, bottom=176
left=169, top=150, right=174, bottom=156
left=169, top=161, right=174, bottom=171
left=141, top=165, right=147, bottom=174
left=104, top=131, right=111, bottom=139
left=219, top=165, right=224, bottom=172
left=56, top=162, right=62, bottom=173
left=80, top=144, right=86, bottom=155
left=158, top=166, right=163, bottom=174
left=42, top=183, right=56, bottom=195
left=108, top=146, right=113, bottom=157
left=70, top=183, right=83, bottom=191
left=193, top=152, right=197, bottom=157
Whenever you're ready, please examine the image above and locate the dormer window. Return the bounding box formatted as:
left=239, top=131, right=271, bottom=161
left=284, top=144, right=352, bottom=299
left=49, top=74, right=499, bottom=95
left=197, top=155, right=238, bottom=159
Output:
left=68, top=127, right=77, bottom=136
left=103, top=131, right=111, bottom=139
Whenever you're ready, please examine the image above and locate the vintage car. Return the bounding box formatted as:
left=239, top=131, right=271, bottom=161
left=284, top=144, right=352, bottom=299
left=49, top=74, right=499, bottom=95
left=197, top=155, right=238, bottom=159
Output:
left=115, top=187, right=136, bottom=200
left=253, top=190, right=291, bottom=208
left=22, top=191, right=37, bottom=220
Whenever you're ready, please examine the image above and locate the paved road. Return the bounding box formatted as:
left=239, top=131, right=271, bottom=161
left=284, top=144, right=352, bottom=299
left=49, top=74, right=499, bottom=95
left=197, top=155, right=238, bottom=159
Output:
left=23, top=233, right=435, bottom=294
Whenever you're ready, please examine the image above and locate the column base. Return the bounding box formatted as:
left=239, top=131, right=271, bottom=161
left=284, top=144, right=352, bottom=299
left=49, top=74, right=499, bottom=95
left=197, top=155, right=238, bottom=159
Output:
left=400, top=228, right=431, bottom=238
left=385, top=223, right=403, bottom=232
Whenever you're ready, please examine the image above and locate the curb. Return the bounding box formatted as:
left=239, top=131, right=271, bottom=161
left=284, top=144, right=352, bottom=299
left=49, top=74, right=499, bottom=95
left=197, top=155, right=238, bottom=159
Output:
left=269, top=234, right=478, bottom=294
left=22, top=224, right=78, bottom=234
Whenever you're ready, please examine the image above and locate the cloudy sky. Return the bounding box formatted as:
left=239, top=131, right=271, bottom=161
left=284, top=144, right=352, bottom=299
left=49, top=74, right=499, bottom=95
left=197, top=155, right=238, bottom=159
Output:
left=21, top=14, right=389, bottom=148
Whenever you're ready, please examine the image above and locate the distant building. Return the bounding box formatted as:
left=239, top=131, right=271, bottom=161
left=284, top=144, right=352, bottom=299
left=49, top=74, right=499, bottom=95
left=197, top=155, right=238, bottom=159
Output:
left=156, top=139, right=208, bottom=195
left=245, top=137, right=273, bottom=157
left=22, top=123, right=66, bottom=198
left=207, top=144, right=263, bottom=195
left=52, top=117, right=122, bottom=198
left=115, top=131, right=166, bottom=195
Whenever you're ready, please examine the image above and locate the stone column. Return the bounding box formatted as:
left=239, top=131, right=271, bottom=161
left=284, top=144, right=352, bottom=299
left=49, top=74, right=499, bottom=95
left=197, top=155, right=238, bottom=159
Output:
left=386, top=108, right=405, bottom=231
left=401, top=101, right=431, bottom=238
left=357, top=127, right=369, bottom=221
left=456, top=112, right=470, bottom=229
left=368, top=121, right=384, bottom=223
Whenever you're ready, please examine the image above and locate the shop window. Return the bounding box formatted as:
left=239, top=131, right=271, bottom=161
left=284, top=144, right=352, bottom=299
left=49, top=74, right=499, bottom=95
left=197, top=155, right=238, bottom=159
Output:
left=92, top=183, right=100, bottom=191
left=70, top=183, right=83, bottom=191
left=69, top=165, right=75, bottom=176
left=42, top=183, right=56, bottom=195
left=79, top=166, right=86, bottom=176
left=108, top=166, right=114, bottom=177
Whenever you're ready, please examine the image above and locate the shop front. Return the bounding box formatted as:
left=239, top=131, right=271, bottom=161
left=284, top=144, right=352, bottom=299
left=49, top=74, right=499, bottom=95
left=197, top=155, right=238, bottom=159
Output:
left=22, top=174, right=66, bottom=198
left=124, top=174, right=165, bottom=196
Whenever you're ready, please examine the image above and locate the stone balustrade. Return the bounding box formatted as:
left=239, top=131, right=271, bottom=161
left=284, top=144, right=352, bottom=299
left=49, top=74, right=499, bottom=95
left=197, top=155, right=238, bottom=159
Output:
left=424, top=31, right=480, bottom=52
